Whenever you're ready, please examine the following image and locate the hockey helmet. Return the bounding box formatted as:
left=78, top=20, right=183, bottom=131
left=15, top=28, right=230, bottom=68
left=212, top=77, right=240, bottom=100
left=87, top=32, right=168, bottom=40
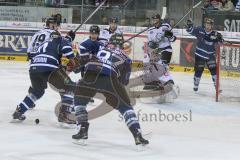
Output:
left=152, top=14, right=161, bottom=20
left=109, top=17, right=119, bottom=23
left=89, top=25, right=100, bottom=34
left=52, top=13, right=62, bottom=26
left=109, top=33, right=124, bottom=46
left=46, top=17, right=57, bottom=27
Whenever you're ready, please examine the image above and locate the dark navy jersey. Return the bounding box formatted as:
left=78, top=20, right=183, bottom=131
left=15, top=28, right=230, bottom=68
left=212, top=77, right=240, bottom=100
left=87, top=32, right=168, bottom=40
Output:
left=85, top=47, right=132, bottom=85
left=30, top=33, right=74, bottom=72
left=186, top=26, right=222, bottom=59
left=77, top=38, right=100, bottom=58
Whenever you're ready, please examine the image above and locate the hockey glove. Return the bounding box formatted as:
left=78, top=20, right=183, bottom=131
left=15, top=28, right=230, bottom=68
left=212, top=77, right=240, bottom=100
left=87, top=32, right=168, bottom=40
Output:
left=186, top=19, right=193, bottom=28
left=164, top=30, right=173, bottom=39
left=216, top=32, right=223, bottom=42
left=66, top=30, right=76, bottom=42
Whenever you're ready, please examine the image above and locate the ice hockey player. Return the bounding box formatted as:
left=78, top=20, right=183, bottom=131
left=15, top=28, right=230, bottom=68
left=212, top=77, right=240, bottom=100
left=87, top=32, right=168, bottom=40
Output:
left=26, top=15, right=75, bottom=123
left=70, top=33, right=149, bottom=146
left=99, top=17, right=131, bottom=55
left=57, top=25, right=101, bottom=124
left=99, top=17, right=123, bottom=46
left=186, top=18, right=223, bottom=91
left=144, top=13, right=176, bottom=90
left=27, top=16, right=75, bottom=60
left=12, top=31, right=75, bottom=121
left=77, top=25, right=101, bottom=59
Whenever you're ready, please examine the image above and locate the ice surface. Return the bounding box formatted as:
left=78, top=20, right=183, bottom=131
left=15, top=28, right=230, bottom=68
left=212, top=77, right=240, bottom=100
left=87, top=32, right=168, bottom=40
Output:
left=0, top=61, right=240, bottom=160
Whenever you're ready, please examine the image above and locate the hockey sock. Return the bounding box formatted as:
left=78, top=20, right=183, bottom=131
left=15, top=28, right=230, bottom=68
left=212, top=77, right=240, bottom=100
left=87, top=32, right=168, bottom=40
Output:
left=118, top=106, right=141, bottom=136
left=212, top=75, right=217, bottom=88
left=18, top=93, right=37, bottom=113
left=194, top=71, right=203, bottom=89
left=75, top=105, right=88, bottom=127
left=61, top=93, right=74, bottom=112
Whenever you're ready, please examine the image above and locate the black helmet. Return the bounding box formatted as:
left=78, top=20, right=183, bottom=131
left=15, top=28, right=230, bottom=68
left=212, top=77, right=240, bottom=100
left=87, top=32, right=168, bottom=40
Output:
left=89, top=25, right=100, bottom=34
left=152, top=14, right=161, bottom=19
left=52, top=13, right=62, bottom=26
left=109, top=17, right=119, bottom=23
left=46, top=17, right=57, bottom=27
left=109, top=33, right=124, bottom=46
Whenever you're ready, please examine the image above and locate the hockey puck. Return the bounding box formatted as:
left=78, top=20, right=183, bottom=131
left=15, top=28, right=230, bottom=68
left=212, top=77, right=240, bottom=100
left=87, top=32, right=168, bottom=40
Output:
left=35, top=119, right=40, bottom=124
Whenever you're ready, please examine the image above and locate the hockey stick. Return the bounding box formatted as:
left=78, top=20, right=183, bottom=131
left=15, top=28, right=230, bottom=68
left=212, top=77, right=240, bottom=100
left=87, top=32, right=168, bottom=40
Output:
left=124, top=6, right=167, bottom=43
left=170, top=0, right=202, bottom=31
left=73, top=0, right=107, bottom=33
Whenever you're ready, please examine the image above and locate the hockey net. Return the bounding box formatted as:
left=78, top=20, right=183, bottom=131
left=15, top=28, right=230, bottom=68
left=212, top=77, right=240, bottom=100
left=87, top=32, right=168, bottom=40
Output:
left=216, top=43, right=240, bottom=102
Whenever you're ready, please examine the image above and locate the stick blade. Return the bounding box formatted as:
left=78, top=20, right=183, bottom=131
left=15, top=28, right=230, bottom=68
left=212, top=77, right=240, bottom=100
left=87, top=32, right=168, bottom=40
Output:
left=161, top=7, right=167, bottom=20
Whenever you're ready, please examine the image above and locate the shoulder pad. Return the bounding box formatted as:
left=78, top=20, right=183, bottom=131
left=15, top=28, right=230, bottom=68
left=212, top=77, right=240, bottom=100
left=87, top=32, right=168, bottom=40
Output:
left=103, top=28, right=110, bottom=33
left=161, top=23, right=171, bottom=30
left=148, top=26, right=155, bottom=31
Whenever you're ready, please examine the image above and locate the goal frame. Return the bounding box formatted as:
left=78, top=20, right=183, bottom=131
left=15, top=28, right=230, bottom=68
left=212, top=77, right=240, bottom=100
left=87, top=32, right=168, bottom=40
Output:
left=216, top=43, right=240, bottom=102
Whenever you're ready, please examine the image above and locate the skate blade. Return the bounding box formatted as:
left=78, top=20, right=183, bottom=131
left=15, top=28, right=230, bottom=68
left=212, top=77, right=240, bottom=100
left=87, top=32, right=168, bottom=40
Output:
left=10, top=119, right=24, bottom=123
left=57, top=122, right=75, bottom=129
left=136, top=143, right=149, bottom=151
left=72, top=139, right=87, bottom=146
left=143, top=132, right=152, bottom=139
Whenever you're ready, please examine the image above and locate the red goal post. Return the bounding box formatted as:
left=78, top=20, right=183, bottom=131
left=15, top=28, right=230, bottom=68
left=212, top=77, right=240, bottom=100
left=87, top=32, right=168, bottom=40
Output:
left=216, top=43, right=240, bottom=102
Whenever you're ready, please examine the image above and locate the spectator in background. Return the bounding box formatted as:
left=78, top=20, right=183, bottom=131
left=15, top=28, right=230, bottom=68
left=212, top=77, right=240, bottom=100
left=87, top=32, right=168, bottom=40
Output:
left=235, top=0, right=240, bottom=11
left=101, top=15, right=108, bottom=25
left=169, top=18, right=180, bottom=29
left=218, top=0, right=234, bottom=11
left=211, top=0, right=221, bottom=9
left=120, top=18, right=126, bottom=26
left=95, top=0, right=108, bottom=6
left=142, top=18, right=151, bottom=27
left=45, top=0, right=64, bottom=7
left=203, top=0, right=218, bottom=10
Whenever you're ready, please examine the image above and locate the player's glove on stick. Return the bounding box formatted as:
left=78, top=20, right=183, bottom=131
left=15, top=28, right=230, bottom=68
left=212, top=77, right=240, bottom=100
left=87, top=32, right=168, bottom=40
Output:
left=66, top=30, right=76, bottom=42
left=164, top=30, right=174, bottom=39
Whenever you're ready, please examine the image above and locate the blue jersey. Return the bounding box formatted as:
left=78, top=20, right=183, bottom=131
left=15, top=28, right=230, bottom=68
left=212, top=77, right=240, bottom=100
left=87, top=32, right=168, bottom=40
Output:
left=186, top=26, right=222, bottom=60
left=77, top=38, right=100, bottom=58
left=30, top=32, right=74, bottom=72
left=86, top=47, right=132, bottom=85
